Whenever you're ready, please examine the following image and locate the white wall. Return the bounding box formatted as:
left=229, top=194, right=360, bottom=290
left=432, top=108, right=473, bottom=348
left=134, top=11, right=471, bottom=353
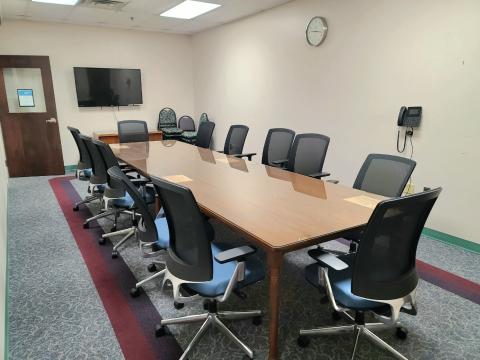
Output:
left=192, top=0, right=480, bottom=243
left=0, top=126, right=8, bottom=360
left=0, top=20, right=195, bottom=166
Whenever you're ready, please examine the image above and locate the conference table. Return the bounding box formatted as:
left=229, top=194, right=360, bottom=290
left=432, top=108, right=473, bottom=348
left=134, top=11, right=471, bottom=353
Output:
left=110, top=140, right=384, bottom=360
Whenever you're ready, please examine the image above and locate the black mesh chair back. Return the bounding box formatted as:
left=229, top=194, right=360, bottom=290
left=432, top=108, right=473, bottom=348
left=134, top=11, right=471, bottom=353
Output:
left=108, top=166, right=157, bottom=243
left=67, top=126, right=91, bottom=169
left=288, top=133, right=330, bottom=176
left=117, top=120, right=148, bottom=143
left=353, top=154, right=416, bottom=197
left=352, top=188, right=442, bottom=300
left=92, top=139, right=124, bottom=192
left=79, top=135, right=107, bottom=183
left=158, top=107, right=177, bottom=129
left=262, top=128, right=295, bottom=166
left=178, top=116, right=195, bottom=131
left=151, top=176, right=213, bottom=282
left=223, top=125, right=249, bottom=155
left=196, top=121, right=215, bottom=149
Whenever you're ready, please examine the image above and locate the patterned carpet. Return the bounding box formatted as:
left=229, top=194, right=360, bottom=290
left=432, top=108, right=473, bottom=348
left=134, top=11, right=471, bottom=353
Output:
left=6, top=175, right=480, bottom=360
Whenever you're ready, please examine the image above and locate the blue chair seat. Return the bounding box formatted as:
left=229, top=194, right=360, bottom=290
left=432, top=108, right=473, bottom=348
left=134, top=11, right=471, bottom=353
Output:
left=112, top=187, right=155, bottom=208
left=82, top=168, right=92, bottom=177
left=186, top=243, right=264, bottom=298
left=154, top=215, right=170, bottom=249
left=305, top=254, right=386, bottom=310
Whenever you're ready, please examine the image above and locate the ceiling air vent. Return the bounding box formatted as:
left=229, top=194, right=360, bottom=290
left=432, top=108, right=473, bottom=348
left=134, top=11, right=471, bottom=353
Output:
left=79, top=0, right=128, bottom=11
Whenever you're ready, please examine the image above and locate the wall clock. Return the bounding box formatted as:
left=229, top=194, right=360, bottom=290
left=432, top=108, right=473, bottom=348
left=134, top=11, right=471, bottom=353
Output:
left=306, top=16, right=328, bottom=47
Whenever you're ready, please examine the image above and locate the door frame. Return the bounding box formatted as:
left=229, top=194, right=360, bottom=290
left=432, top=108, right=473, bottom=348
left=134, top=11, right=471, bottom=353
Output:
left=0, top=55, right=64, bottom=177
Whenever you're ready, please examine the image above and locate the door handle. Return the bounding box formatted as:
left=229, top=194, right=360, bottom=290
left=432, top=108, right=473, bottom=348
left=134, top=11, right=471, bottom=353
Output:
left=46, top=118, right=57, bottom=124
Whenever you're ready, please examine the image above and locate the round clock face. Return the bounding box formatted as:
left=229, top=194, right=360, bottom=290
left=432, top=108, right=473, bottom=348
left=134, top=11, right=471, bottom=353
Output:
left=306, top=16, right=328, bottom=46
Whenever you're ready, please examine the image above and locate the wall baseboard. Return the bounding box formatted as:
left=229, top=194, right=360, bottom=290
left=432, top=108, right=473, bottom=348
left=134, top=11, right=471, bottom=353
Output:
left=422, top=228, right=479, bottom=254
left=64, top=165, right=77, bottom=173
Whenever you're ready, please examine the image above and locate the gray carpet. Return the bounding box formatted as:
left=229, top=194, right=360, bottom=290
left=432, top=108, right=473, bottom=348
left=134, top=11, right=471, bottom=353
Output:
left=7, top=176, right=480, bottom=360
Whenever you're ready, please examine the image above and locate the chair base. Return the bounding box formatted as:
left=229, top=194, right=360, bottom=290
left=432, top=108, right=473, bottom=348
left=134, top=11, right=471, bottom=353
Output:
left=298, top=314, right=408, bottom=360
left=157, top=302, right=262, bottom=360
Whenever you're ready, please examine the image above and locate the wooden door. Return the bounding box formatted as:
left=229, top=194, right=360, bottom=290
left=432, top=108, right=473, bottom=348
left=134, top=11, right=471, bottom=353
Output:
left=0, top=55, right=64, bottom=177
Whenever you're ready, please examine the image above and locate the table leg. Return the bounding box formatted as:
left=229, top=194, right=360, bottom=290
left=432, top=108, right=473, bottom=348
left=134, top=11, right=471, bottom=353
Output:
left=267, top=251, right=284, bottom=360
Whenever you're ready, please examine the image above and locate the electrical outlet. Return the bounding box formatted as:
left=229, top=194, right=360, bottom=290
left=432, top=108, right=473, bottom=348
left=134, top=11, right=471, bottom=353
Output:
left=405, top=183, right=415, bottom=195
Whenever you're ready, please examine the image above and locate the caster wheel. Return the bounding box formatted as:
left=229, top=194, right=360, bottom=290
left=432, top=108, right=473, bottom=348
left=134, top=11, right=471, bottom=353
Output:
left=147, top=263, right=158, bottom=273
left=112, top=251, right=119, bottom=259
left=155, top=325, right=166, bottom=337
left=320, top=295, right=329, bottom=304
left=297, top=335, right=310, bottom=348
left=332, top=311, right=342, bottom=321
left=73, top=206, right=79, bottom=211
left=174, top=301, right=184, bottom=310
left=110, top=226, right=117, bottom=232
left=98, top=238, right=106, bottom=245
left=252, top=316, right=262, bottom=326
left=83, top=222, right=89, bottom=229
left=396, top=327, right=408, bottom=340
left=130, top=287, right=141, bottom=298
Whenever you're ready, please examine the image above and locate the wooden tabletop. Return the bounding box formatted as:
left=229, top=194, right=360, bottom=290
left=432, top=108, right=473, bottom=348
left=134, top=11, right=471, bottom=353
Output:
left=111, top=141, right=384, bottom=252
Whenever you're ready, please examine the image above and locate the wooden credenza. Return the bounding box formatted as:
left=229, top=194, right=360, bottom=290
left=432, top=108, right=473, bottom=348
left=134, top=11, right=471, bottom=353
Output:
left=93, top=130, right=163, bottom=144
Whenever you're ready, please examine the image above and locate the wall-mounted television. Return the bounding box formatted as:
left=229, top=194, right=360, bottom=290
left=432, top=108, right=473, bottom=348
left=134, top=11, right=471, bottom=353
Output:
left=73, top=67, right=143, bottom=107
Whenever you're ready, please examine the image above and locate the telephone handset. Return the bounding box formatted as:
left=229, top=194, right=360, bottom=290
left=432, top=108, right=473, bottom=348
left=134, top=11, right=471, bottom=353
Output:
left=398, top=106, right=422, bottom=127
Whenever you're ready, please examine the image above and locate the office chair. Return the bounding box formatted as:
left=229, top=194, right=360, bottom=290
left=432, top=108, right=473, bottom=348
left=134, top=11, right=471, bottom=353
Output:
left=117, top=120, right=149, bottom=143
left=298, top=188, right=442, bottom=360
left=158, top=107, right=183, bottom=140
left=67, top=126, right=91, bottom=180
left=195, top=121, right=216, bottom=149
left=94, top=140, right=158, bottom=256
left=324, top=154, right=417, bottom=253
left=273, top=133, right=331, bottom=179
left=219, top=125, right=249, bottom=156
left=152, top=176, right=264, bottom=359
left=74, top=135, right=107, bottom=212
left=181, top=112, right=209, bottom=143
left=237, top=128, right=296, bottom=165
left=80, top=136, right=121, bottom=229
left=107, top=166, right=169, bottom=292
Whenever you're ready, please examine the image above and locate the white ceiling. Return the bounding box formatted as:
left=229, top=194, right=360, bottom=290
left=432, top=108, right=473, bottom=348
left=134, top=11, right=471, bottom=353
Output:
left=0, top=0, right=292, bottom=34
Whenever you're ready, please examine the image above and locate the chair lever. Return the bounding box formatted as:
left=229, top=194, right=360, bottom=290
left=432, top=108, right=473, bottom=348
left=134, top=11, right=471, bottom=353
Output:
left=400, top=303, right=417, bottom=316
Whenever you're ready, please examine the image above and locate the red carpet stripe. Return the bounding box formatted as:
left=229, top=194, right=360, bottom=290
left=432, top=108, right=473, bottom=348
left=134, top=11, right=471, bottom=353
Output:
left=416, top=260, right=480, bottom=305
left=50, top=176, right=182, bottom=360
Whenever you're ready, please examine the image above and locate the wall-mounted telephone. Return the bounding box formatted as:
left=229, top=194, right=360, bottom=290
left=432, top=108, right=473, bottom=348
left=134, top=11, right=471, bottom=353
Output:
left=396, top=106, right=422, bottom=154
left=397, top=106, right=422, bottom=127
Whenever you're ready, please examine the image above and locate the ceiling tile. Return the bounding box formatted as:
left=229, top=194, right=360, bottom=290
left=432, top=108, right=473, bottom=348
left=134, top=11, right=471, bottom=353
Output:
left=1, top=0, right=294, bottom=34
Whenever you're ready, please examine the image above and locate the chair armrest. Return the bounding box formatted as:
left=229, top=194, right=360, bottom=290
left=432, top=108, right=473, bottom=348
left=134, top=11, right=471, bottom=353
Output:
left=311, top=249, right=349, bottom=271
left=326, top=179, right=339, bottom=184
left=234, top=153, right=257, bottom=161
left=130, top=178, right=150, bottom=186
left=308, top=171, right=331, bottom=179
left=215, top=245, right=256, bottom=264
left=271, top=159, right=288, bottom=167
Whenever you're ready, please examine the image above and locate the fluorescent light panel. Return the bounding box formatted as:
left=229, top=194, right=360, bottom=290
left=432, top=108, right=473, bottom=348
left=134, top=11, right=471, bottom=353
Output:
left=160, top=0, right=221, bottom=19
left=32, top=0, right=78, bottom=5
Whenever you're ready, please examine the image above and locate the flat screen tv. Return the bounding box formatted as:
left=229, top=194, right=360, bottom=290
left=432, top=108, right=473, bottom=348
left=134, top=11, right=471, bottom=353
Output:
left=73, top=67, right=142, bottom=107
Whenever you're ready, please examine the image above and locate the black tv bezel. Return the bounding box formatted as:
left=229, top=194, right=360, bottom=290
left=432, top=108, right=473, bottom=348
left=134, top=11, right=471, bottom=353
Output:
left=73, top=67, right=143, bottom=107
